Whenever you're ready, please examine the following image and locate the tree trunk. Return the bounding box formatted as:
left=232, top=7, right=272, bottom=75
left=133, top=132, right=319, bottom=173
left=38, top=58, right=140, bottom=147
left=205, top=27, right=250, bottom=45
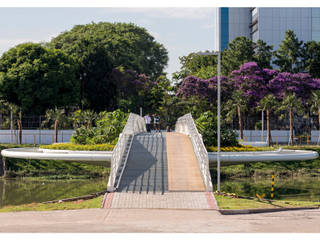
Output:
left=289, top=107, right=294, bottom=145
left=267, top=108, right=272, bottom=146
left=237, top=105, right=243, bottom=140
left=17, top=120, right=22, bottom=144
left=54, top=120, right=59, bottom=143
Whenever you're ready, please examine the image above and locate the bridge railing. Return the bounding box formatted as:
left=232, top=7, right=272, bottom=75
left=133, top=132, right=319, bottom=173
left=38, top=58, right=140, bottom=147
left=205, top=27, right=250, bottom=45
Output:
left=175, top=113, right=213, bottom=192
left=107, top=113, right=146, bottom=192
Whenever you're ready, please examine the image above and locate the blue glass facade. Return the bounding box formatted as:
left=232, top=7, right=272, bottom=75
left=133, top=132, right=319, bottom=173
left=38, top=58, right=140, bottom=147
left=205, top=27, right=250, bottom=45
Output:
left=221, top=7, right=229, bottom=51
left=312, top=8, right=320, bottom=41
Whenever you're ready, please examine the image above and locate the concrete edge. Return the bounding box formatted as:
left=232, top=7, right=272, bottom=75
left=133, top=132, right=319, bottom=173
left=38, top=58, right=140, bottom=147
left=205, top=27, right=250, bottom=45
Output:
left=219, top=206, right=320, bottom=215
left=42, top=190, right=107, bottom=204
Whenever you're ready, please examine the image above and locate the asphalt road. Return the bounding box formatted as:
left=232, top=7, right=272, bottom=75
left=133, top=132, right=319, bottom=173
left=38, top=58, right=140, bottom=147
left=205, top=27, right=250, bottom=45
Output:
left=0, top=208, right=320, bottom=233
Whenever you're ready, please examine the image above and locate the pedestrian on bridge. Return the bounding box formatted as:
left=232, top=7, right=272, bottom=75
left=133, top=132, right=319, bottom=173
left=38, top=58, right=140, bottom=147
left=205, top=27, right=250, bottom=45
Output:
left=153, top=114, right=161, bottom=132
left=144, top=114, right=152, bottom=133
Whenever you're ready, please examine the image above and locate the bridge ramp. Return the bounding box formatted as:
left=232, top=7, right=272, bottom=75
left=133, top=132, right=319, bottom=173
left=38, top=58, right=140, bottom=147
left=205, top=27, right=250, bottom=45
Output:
left=166, top=132, right=206, bottom=191
left=117, top=133, right=168, bottom=193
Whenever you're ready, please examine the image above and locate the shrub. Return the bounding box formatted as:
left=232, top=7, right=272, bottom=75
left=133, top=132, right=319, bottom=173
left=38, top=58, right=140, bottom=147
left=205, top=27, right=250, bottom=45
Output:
left=70, top=109, right=129, bottom=145
left=195, top=111, right=238, bottom=147
left=40, top=143, right=115, bottom=151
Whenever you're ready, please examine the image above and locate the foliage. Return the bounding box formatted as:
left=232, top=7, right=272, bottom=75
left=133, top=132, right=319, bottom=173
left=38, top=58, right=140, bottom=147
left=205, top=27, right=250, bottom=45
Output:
left=273, top=30, right=303, bottom=73
left=51, top=22, right=168, bottom=111
left=72, top=109, right=97, bottom=128
left=71, top=109, right=128, bottom=145
left=302, top=41, right=320, bottom=78
left=253, top=39, right=274, bottom=69
left=40, top=143, right=114, bottom=151
left=0, top=43, right=79, bottom=115
left=206, top=145, right=274, bottom=152
left=222, top=36, right=255, bottom=75
left=42, top=108, right=71, bottom=129
left=195, top=111, right=238, bottom=147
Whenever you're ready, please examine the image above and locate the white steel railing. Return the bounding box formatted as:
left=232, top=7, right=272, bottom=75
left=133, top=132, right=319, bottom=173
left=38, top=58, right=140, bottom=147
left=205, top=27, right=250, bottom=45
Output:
left=107, top=113, right=146, bottom=192
left=175, top=113, right=213, bottom=192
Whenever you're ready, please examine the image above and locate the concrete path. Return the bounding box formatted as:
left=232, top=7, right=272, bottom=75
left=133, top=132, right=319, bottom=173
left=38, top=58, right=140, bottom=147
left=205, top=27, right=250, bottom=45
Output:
left=0, top=208, right=320, bottom=232
left=166, top=132, right=205, bottom=191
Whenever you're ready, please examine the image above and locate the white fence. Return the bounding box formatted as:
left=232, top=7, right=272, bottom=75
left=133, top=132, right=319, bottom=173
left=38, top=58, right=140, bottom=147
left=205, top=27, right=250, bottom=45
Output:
left=237, top=130, right=320, bottom=144
left=0, top=130, right=74, bottom=145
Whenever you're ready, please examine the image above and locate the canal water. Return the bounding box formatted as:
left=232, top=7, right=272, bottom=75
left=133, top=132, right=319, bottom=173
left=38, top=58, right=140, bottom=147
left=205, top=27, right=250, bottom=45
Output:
left=0, top=178, right=108, bottom=208
left=215, top=176, right=320, bottom=201
left=1, top=175, right=320, bottom=208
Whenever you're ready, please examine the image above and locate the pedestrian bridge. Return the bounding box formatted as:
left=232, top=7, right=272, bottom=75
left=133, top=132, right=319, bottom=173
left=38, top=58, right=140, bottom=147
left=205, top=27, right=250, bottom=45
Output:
left=1, top=113, right=318, bottom=209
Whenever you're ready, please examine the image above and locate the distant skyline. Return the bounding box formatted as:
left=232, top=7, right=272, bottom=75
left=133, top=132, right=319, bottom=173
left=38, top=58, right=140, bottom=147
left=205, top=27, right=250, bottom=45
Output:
left=0, top=8, right=216, bottom=79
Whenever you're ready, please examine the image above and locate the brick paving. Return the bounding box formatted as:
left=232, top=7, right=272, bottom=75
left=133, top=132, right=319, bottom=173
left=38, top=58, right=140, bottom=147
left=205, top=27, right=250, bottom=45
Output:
left=105, top=192, right=217, bottom=209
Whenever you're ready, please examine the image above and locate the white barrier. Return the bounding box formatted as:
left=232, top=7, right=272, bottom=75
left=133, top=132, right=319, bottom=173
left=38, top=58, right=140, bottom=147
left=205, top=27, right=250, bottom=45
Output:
left=0, top=130, right=74, bottom=144
left=236, top=130, right=292, bottom=143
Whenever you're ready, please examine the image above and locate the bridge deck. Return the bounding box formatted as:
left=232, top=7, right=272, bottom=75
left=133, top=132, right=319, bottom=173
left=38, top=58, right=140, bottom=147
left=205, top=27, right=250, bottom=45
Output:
left=166, top=132, right=206, bottom=192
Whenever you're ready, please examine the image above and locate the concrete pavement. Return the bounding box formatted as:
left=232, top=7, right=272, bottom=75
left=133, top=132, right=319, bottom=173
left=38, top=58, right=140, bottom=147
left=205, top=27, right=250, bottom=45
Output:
left=0, top=208, right=320, bottom=232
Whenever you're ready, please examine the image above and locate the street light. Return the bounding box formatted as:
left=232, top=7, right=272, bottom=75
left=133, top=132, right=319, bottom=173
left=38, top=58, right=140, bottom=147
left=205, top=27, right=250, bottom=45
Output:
left=197, top=50, right=221, bottom=192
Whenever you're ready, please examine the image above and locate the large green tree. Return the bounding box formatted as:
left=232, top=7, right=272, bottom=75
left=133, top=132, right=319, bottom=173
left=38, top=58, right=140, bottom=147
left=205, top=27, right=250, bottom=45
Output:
left=50, top=22, right=168, bottom=111
left=302, top=41, right=320, bottom=78
left=222, top=36, right=255, bottom=75
left=0, top=43, right=79, bottom=115
left=253, top=39, right=273, bottom=69
left=273, top=30, right=303, bottom=73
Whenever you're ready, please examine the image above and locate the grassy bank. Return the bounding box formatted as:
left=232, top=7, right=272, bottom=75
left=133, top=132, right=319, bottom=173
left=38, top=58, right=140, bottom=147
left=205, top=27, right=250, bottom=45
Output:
left=215, top=194, right=320, bottom=210
left=0, top=196, right=103, bottom=212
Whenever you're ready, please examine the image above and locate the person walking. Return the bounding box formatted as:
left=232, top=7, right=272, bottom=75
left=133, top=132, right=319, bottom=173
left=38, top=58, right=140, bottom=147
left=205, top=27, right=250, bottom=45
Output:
left=144, top=113, right=151, bottom=133
left=153, top=114, right=160, bottom=132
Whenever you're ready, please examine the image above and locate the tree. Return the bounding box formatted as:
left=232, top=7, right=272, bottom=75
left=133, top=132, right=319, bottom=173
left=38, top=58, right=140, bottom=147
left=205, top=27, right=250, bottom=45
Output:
left=273, top=30, right=303, bottom=73
left=253, top=39, right=273, bottom=69
left=224, top=90, right=248, bottom=140
left=51, top=22, right=168, bottom=111
left=258, top=94, right=279, bottom=146
left=310, top=89, right=320, bottom=144
left=269, top=72, right=319, bottom=145
left=0, top=43, right=79, bottom=115
left=301, top=41, right=320, bottom=78
left=42, top=108, right=69, bottom=143
left=222, top=37, right=255, bottom=75
left=172, top=52, right=217, bottom=82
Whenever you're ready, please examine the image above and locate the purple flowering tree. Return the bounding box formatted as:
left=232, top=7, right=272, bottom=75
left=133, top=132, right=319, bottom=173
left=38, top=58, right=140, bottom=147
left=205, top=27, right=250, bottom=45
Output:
left=229, top=62, right=269, bottom=139
left=269, top=72, right=319, bottom=145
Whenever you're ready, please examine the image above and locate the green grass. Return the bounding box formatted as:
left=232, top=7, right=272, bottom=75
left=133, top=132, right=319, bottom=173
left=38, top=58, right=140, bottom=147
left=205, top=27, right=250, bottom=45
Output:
left=40, top=143, right=115, bottom=151
left=215, top=194, right=320, bottom=210
left=0, top=196, right=103, bottom=212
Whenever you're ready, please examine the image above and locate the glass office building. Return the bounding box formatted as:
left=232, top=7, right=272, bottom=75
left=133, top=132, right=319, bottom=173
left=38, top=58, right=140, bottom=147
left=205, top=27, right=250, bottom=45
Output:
left=219, top=7, right=320, bottom=50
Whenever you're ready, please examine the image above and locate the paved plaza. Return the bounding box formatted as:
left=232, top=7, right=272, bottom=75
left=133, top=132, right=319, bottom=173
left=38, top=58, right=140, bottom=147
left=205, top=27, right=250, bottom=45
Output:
left=0, top=208, right=320, bottom=232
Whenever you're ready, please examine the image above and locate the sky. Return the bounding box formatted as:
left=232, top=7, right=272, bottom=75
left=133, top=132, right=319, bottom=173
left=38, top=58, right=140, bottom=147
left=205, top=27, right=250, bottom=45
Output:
left=0, top=8, right=217, bottom=79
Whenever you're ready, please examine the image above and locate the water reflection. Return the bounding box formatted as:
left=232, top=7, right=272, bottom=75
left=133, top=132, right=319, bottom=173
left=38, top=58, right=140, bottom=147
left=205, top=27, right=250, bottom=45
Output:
left=215, top=176, right=320, bottom=201
left=0, top=178, right=108, bottom=208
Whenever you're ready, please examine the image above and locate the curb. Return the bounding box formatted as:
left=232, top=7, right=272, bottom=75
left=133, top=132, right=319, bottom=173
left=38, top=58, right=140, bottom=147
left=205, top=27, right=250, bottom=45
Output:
left=42, top=190, right=107, bottom=204
left=219, top=206, right=319, bottom=215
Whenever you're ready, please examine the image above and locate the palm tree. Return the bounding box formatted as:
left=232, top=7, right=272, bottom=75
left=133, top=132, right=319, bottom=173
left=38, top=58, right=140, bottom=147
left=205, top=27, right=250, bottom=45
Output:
left=225, top=90, right=248, bottom=140
left=310, top=90, right=320, bottom=144
left=258, top=94, right=278, bottom=146
left=42, top=108, right=68, bottom=143
left=276, top=93, right=304, bottom=145
left=72, top=109, right=97, bottom=129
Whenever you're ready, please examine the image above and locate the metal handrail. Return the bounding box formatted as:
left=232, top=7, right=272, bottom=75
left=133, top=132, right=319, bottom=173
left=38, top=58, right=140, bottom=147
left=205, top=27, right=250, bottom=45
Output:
left=107, top=113, right=146, bottom=192
left=175, top=113, right=213, bottom=192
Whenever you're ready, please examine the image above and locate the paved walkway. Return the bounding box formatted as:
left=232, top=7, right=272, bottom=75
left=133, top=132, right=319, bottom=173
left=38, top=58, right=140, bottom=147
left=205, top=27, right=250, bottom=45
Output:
left=0, top=208, right=320, bottom=232
left=104, top=192, right=217, bottom=209
left=166, top=132, right=206, bottom=191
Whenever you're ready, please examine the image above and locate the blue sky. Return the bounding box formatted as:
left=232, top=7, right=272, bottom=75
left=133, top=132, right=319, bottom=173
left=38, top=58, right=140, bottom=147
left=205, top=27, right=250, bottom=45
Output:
left=0, top=8, right=216, bottom=79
